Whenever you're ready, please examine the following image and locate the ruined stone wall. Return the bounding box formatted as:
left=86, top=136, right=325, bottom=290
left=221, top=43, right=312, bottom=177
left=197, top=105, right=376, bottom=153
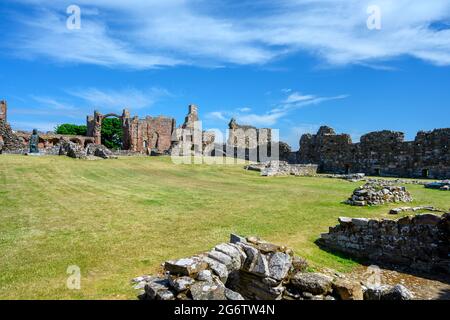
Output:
left=319, top=213, right=450, bottom=275
left=0, top=101, right=24, bottom=152
left=0, top=100, right=7, bottom=122
left=226, top=119, right=273, bottom=161
left=87, top=109, right=176, bottom=154
left=133, top=234, right=415, bottom=301
left=127, top=116, right=175, bottom=153
left=171, top=105, right=215, bottom=156
left=2, top=130, right=95, bottom=154
left=298, top=126, right=450, bottom=179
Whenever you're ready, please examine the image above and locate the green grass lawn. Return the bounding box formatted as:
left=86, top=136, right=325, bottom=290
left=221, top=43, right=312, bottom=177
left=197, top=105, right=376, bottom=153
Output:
left=0, top=155, right=448, bottom=299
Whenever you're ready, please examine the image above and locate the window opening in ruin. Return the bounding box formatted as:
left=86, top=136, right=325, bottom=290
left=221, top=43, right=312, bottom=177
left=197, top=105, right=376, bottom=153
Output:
left=345, top=164, right=350, bottom=174
left=422, top=169, right=429, bottom=178
left=150, top=132, right=159, bottom=150
left=374, top=168, right=381, bottom=176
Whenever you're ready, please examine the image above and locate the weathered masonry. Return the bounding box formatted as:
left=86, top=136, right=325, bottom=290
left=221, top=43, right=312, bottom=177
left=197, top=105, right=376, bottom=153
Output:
left=298, top=126, right=450, bottom=179
left=0, top=100, right=7, bottom=122
left=226, top=118, right=273, bottom=161
left=319, top=213, right=450, bottom=275
left=87, top=109, right=176, bottom=154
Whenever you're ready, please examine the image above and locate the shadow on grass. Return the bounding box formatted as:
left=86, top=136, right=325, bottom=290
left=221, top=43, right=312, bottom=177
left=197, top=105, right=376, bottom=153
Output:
left=314, top=239, right=450, bottom=285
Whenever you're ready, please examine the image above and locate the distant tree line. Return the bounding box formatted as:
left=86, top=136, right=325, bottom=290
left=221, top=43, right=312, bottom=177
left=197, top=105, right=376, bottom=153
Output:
left=55, top=124, right=87, bottom=136
left=55, top=118, right=123, bottom=150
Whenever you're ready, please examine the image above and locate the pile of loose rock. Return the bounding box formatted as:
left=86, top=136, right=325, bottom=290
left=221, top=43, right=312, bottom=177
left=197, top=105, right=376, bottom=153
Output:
left=345, top=181, right=413, bottom=206
left=58, top=141, right=117, bottom=160
left=132, top=234, right=413, bottom=300
left=245, top=161, right=318, bottom=177
left=425, top=180, right=450, bottom=191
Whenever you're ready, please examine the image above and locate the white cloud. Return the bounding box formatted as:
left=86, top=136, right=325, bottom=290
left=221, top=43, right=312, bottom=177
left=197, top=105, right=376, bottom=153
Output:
left=222, top=90, right=349, bottom=127
left=206, top=111, right=227, bottom=121
left=68, top=87, right=170, bottom=110
left=237, top=112, right=285, bottom=127
left=283, top=92, right=316, bottom=104
left=236, top=107, right=252, bottom=113
left=4, top=0, right=450, bottom=68
left=11, top=121, right=58, bottom=132
left=31, top=96, right=77, bottom=111
left=284, top=124, right=321, bottom=149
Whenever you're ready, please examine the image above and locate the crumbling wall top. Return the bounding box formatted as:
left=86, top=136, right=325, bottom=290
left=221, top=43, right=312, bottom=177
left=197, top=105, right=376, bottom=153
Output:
left=0, top=100, right=7, bottom=122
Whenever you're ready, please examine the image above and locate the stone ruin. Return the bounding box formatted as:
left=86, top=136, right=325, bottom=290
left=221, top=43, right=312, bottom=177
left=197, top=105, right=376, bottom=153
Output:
left=319, top=213, right=450, bottom=275
left=0, top=101, right=216, bottom=157
left=323, top=173, right=366, bottom=182
left=170, top=105, right=216, bottom=156
left=245, top=161, right=318, bottom=177
left=58, top=141, right=117, bottom=160
left=345, top=181, right=413, bottom=206
left=87, top=109, right=175, bottom=154
left=298, top=126, right=450, bottom=180
left=132, top=234, right=414, bottom=301
left=425, top=180, right=450, bottom=191
left=388, top=206, right=445, bottom=215
left=225, top=118, right=273, bottom=162
left=0, top=101, right=23, bottom=153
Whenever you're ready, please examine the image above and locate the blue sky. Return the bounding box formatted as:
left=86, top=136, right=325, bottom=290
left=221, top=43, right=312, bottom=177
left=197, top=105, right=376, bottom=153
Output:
left=0, top=0, right=449, bottom=149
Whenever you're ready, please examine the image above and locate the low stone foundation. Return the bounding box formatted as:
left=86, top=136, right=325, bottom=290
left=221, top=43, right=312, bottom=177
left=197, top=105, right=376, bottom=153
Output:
left=425, top=180, right=450, bottom=191
left=245, top=161, right=318, bottom=177
left=132, top=234, right=414, bottom=300
left=319, top=213, right=450, bottom=275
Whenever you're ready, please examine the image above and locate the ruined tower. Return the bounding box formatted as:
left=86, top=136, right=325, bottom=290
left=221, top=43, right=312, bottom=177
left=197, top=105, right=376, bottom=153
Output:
left=182, top=104, right=199, bottom=129
left=0, top=100, right=6, bottom=123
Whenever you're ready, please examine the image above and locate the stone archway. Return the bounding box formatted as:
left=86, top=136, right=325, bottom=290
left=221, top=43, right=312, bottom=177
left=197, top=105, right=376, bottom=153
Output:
left=87, top=111, right=126, bottom=147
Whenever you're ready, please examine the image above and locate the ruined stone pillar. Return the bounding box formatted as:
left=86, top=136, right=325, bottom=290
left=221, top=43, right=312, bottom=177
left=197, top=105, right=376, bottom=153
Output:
left=0, top=100, right=7, bottom=123
left=93, top=111, right=102, bottom=145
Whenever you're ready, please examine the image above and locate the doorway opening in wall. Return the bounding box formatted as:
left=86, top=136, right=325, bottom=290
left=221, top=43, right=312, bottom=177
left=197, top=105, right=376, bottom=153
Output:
left=101, top=117, right=123, bottom=150
left=150, top=132, right=159, bottom=152
left=344, top=164, right=351, bottom=174
left=374, top=168, right=381, bottom=176
left=422, top=169, right=429, bottom=178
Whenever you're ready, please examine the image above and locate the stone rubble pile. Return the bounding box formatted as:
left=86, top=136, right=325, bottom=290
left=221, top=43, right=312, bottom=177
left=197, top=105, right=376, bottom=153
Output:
left=132, top=234, right=413, bottom=300
left=59, top=141, right=117, bottom=160
left=245, top=161, right=318, bottom=177
left=425, top=180, right=450, bottom=191
left=345, top=182, right=413, bottom=206
left=389, top=206, right=445, bottom=215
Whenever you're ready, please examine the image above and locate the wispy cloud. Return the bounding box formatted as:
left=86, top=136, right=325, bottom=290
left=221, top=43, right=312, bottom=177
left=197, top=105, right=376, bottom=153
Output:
left=284, top=124, right=322, bottom=148
left=206, top=111, right=228, bottom=121
left=11, top=120, right=58, bottom=132
left=3, top=0, right=450, bottom=68
left=68, top=87, right=170, bottom=110
left=283, top=92, right=316, bottom=104
left=208, top=90, right=349, bottom=127
left=31, top=95, right=77, bottom=111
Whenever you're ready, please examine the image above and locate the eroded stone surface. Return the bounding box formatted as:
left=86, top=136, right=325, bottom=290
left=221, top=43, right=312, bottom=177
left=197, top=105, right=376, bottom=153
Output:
left=133, top=234, right=418, bottom=301
left=291, top=273, right=333, bottom=295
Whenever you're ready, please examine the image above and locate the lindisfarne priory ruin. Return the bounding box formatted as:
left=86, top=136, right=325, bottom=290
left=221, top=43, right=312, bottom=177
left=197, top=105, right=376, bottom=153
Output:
left=1, top=99, right=449, bottom=179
